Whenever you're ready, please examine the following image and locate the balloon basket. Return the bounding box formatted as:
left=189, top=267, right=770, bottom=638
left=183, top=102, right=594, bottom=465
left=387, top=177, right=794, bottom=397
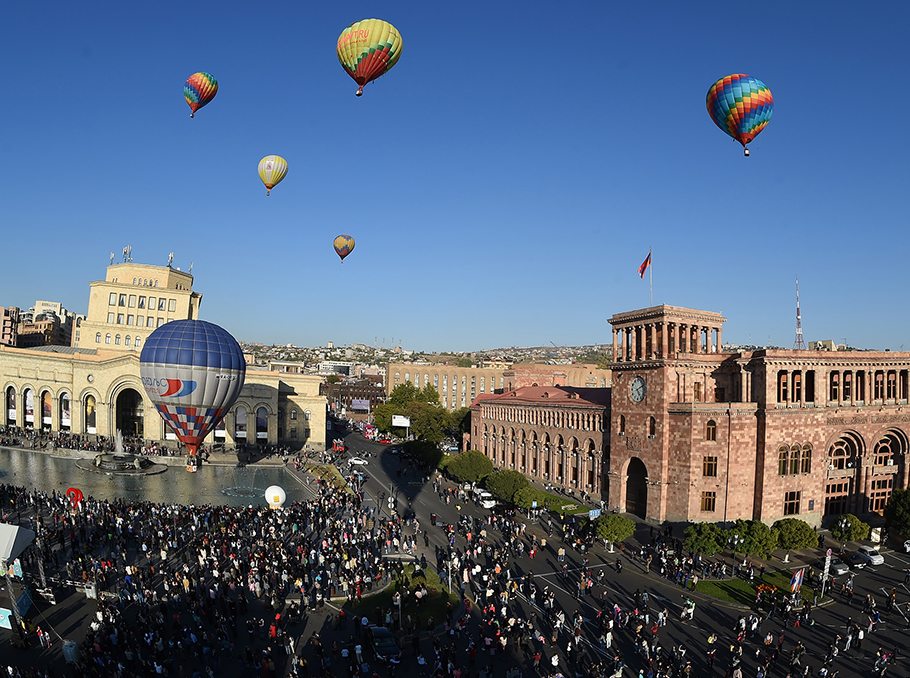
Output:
left=744, top=148, right=750, bottom=157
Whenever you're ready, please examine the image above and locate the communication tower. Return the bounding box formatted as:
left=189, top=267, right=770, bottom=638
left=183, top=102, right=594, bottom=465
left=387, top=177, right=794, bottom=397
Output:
left=793, top=277, right=806, bottom=350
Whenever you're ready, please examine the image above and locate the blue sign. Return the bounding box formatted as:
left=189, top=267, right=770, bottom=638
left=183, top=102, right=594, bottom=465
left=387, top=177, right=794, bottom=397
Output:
left=16, top=589, right=31, bottom=616
left=589, top=509, right=602, bottom=519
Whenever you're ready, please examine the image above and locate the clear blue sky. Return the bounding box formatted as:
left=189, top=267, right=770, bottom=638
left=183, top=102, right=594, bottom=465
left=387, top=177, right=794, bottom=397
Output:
left=2, top=1, right=907, bottom=352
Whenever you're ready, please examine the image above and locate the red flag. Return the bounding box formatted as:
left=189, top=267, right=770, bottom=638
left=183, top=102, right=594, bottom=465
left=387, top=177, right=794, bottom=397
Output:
left=638, top=251, right=651, bottom=278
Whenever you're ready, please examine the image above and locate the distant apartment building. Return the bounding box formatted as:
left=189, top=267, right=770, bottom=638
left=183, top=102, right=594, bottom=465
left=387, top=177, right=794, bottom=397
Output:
left=1, top=307, right=20, bottom=347
left=387, top=362, right=612, bottom=411
left=323, top=378, right=386, bottom=418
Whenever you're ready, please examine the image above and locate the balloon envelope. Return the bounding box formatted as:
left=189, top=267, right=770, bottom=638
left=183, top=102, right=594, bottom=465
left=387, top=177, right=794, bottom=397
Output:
left=333, top=235, right=355, bottom=262
left=185, top=72, right=218, bottom=118
left=337, top=19, right=402, bottom=95
left=265, top=485, right=286, bottom=509
left=706, top=74, right=773, bottom=153
left=258, top=155, right=288, bottom=196
left=140, top=320, right=246, bottom=455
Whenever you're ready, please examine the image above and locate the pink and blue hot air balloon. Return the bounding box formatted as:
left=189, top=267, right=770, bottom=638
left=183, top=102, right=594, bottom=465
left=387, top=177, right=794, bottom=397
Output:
left=140, top=320, right=246, bottom=459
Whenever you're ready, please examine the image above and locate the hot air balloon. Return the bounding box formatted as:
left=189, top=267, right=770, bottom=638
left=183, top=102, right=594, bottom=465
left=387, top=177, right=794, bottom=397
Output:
left=140, top=320, right=246, bottom=471
left=337, top=19, right=402, bottom=96
left=184, top=72, right=219, bottom=118
left=333, top=235, right=355, bottom=262
left=706, top=74, right=773, bottom=156
left=265, top=485, right=287, bottom=509
left=258, top=155, right=288, bottom=196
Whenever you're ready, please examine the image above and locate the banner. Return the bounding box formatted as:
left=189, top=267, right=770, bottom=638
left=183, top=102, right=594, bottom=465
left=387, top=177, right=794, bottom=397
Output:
left=789, top=568, right=804, bottom=592
left=351, top=399, right=370, bottom=412
left=392, top=415, right=410, bottom=428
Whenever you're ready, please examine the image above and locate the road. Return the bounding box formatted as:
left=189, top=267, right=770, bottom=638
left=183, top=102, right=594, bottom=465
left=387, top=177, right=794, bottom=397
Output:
left=336, top=429, right=910, bottom=678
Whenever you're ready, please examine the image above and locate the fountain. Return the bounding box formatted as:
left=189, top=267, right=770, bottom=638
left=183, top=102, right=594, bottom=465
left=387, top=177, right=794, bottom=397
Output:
left=75, top=429, right=165, bottom=475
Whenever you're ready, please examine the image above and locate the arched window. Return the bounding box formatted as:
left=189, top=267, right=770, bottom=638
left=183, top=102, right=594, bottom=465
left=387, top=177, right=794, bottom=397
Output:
left=125, top=336, right=131, bottom=347
left=134, top=336, right=141, bottom=348
left=778, top=446, right=789, bottom=475
left=105, top=333, right=111, bottom=344
left=85, top=394, right=97, bottom=433
left=95, top=332, right=101, bottom=343
left=115, top=334, right=121, bottom=345
left=619, top=415, right=626, bottom=436
left=706, top=420, right=717, bottom=441
left=304, top=410, right=311, bottom=420
left=649, top=416, right=656, bottom=438
left=790, top=444, right=801, bottom=475
left=234, top=406, right=248, bottom=439
left=801, top=444, right=812, bottom=474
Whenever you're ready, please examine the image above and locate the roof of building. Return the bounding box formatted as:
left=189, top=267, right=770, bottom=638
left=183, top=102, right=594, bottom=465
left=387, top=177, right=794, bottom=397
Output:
left=474, top=385, right=611, bottom=409
left=13, top=345, right=98, bottom=356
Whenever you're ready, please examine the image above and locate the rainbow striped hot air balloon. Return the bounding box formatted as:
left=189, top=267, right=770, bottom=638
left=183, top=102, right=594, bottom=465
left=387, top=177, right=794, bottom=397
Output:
left=140, top=320, right=246, bottom=464
left=258, top=155, right=288, bottom=196
left=337, top=19, right=402, bottom=96
left=333, top=235, right=355, bottom=262
left=184, top=72, right=218, bottom=118
left=706, top=74, right=773, bottom=156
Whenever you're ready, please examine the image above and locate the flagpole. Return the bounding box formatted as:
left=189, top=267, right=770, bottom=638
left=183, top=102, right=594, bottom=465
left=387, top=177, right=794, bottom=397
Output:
left=649, top=247, right=653, bottom=306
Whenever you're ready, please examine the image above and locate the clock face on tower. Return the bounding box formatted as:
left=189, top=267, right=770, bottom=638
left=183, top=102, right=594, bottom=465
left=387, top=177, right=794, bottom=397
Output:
left=630, top=376, right=646, bottom=403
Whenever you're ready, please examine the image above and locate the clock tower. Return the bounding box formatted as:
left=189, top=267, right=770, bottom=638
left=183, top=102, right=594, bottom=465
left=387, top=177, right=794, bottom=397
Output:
left=608, top=305, right=727, bottom=521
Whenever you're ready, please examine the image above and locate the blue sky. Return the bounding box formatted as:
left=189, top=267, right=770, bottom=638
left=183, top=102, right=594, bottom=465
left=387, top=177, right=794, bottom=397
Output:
left=2, top=1, right=908, bottom=353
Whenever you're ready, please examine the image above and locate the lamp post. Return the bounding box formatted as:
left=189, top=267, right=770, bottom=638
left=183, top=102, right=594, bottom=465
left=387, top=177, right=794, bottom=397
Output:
left=836, top=516, right=850, bottom=555
left=729, top=534, right=745, bottom=570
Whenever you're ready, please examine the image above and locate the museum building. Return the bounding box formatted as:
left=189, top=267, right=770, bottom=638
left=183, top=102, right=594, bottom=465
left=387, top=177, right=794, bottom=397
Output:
left=1, top=260, right=327, bottom=451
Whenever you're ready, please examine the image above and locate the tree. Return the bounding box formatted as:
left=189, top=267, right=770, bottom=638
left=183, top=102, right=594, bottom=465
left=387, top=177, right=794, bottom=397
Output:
left=830, top=513, right=870, bottom=543
left=483, top=470, right=529, bottom=503
left=374, top=383, right=448, bottom=443
left=884, top=488, right=910, bottom=538
left=325, top=374, right=341, bottom=384
left=403, top=441, right=442, bottom=469
left=406, top=401, right=446, bottom=444
left=683, top=522, right=725, bottom=557
left=445, top=450, right=494, bottom=484
left=456, top=357, right=473, bottom=368
left=772, top=518, right=818, bottom=562
left=737, top=519, right=778, bottom=560
left=446, top=408, right=471, bottom=440
left=596, top=514, right=636, bottom=552
left=387, top=382, right=420, bottom=408
left=513, top=487, right=557, bottom=511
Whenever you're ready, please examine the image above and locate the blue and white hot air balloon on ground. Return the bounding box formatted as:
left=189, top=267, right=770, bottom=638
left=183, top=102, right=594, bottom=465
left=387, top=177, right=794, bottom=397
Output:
left=140, top=320, right=246, bottom=471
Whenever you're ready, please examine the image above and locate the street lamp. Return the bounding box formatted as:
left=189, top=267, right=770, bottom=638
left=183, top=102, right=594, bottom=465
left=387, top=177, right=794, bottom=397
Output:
left=836, top=516, right=850, bottom=554
left=729, top=534, right=745, bottom=568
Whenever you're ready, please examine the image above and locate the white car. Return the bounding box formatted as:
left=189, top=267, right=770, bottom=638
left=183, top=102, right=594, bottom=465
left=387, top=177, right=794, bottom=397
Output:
left=904, top=539, right=910, bottom=554
left=348, top=457, right=368, bottom=466
left=854, top=545, right=884, bottom=566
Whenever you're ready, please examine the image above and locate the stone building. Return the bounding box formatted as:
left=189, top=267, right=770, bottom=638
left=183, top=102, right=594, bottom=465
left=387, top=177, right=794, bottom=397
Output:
left=608, top=304, right=910, bottom=526
left=1, top=307, right=20, bottom=347
left=2, top=260, right=326, bottom=451
left=470, top=385, right=610, bottom=497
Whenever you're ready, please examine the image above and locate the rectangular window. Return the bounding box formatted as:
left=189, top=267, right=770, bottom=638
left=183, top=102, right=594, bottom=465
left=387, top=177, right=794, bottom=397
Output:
left=158, top=298, right=167, bottom=311
left=701, top=491, right=716, bottom=512
left=157, top=317, right=164, bottom=327
left=127, top=315, right=134, bottom=326
left=147, top=316, right=154, bottom=327
left=107, top=312, right=115, bottom=324
left=119, top=294, right=126, bottom=306
left=148, top=297, right=156, bottom=310
left=116, top=313, right=124, bottom=324
left=784, top=491, right=801, bottom=515
left=714, top=387, right=725, bottom=403
left=109, top=293, right=117, bottom=305
left=703, top=456, right=718, bottom=477
left=874, top=371, right=885, bottom=400
left=168, top=298, right=176, bottom=312
left=778, top=371, right=789, bottom=403
left=290, top=427, right=297, bottom=439
left=138, top=296, right=146, bottom=309
left=136, top=316, right=144, bottom=328
left=843, top=372, right=852, bottom=401
left=694, top=383, right=702, bottom=402
left=829, top=372, right=839, bottom=403
left=128, top=295, right=136, bottom=308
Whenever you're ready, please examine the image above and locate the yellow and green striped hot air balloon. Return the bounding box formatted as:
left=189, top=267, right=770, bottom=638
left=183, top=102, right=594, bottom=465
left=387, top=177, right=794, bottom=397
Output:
left=258, top=155, right=288, bottom=196
left=337, top=19, right=402, bottom=97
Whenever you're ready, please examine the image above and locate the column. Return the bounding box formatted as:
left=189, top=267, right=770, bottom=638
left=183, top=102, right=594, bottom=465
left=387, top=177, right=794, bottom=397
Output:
left=716, top=327, right=723, bottom=352
left=706, top=328, right=713, bottom=354
left=630, top=326, right=637, bottom=362
left=648, top=323, right=656, bottom=360
left=661, top=322, right=669, bottom=358
left=613, top=329, right=619, bottom=363
left=679, top=325, right=687, bottom=353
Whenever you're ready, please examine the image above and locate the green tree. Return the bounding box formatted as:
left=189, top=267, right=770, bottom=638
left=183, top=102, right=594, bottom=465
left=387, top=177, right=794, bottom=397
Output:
left=446, top=450, right=494, bottom=484
left=596, top=514, right=636, bottom=552
left=403, top=440, right=442, bottom=469
left=446, top=408, right=471, bottom=439
left=830, top=513, right=870, bottom=543
left=683, top=522, right=725, bottom=557
left=513, top=487, right=557, bottom=511
left=483, top=470, right=529, bottom=503
left=407, top=401, right=446, bottom=444
left=772, top=518, right=818, bottom=562
left=737, top=519, right=778, bottom=559
left=456, top=357, right=473, bottom=368
left=418, top=384, right=441, bottom=405
left=884, top=488, right=910, bottom=538
left=326, top=374, right=341, bottom=384
left=387, top=382, right=420, bottom=408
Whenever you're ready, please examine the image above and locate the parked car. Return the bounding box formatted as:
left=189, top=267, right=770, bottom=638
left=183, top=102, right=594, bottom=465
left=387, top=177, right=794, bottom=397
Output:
left=366, top=626, right=402, bottom=664
left=854, top=545, right=884, bottom=566
left=348, top=457, right=368, bottom=466
left=903, top=539, right=910, bottom=553
left=846, top=554, right=867, bottom=569
left=816, top=556, right=850, bottom=576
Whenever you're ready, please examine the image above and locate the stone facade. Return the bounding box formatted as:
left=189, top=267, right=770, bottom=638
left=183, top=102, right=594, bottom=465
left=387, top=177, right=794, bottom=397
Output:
left=608, top=304, right=910, bottom=527
left=470, top=385, right=610, bottom=496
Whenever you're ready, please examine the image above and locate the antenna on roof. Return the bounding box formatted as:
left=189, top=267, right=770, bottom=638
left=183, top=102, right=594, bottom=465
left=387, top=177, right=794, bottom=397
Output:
left=793, top=276, right=806, bottom=350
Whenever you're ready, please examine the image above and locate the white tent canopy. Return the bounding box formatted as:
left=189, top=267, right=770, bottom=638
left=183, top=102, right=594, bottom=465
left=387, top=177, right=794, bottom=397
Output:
left=0, top=523, right=35, bottom=563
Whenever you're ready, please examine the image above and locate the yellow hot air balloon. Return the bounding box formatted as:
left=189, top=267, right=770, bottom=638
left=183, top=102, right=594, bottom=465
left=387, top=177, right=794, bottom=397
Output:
left=337, top=19, right=402, bottom=96
left=258, top=155, right=288, bottom=196
left=333, top=235, right=355, bottom=262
